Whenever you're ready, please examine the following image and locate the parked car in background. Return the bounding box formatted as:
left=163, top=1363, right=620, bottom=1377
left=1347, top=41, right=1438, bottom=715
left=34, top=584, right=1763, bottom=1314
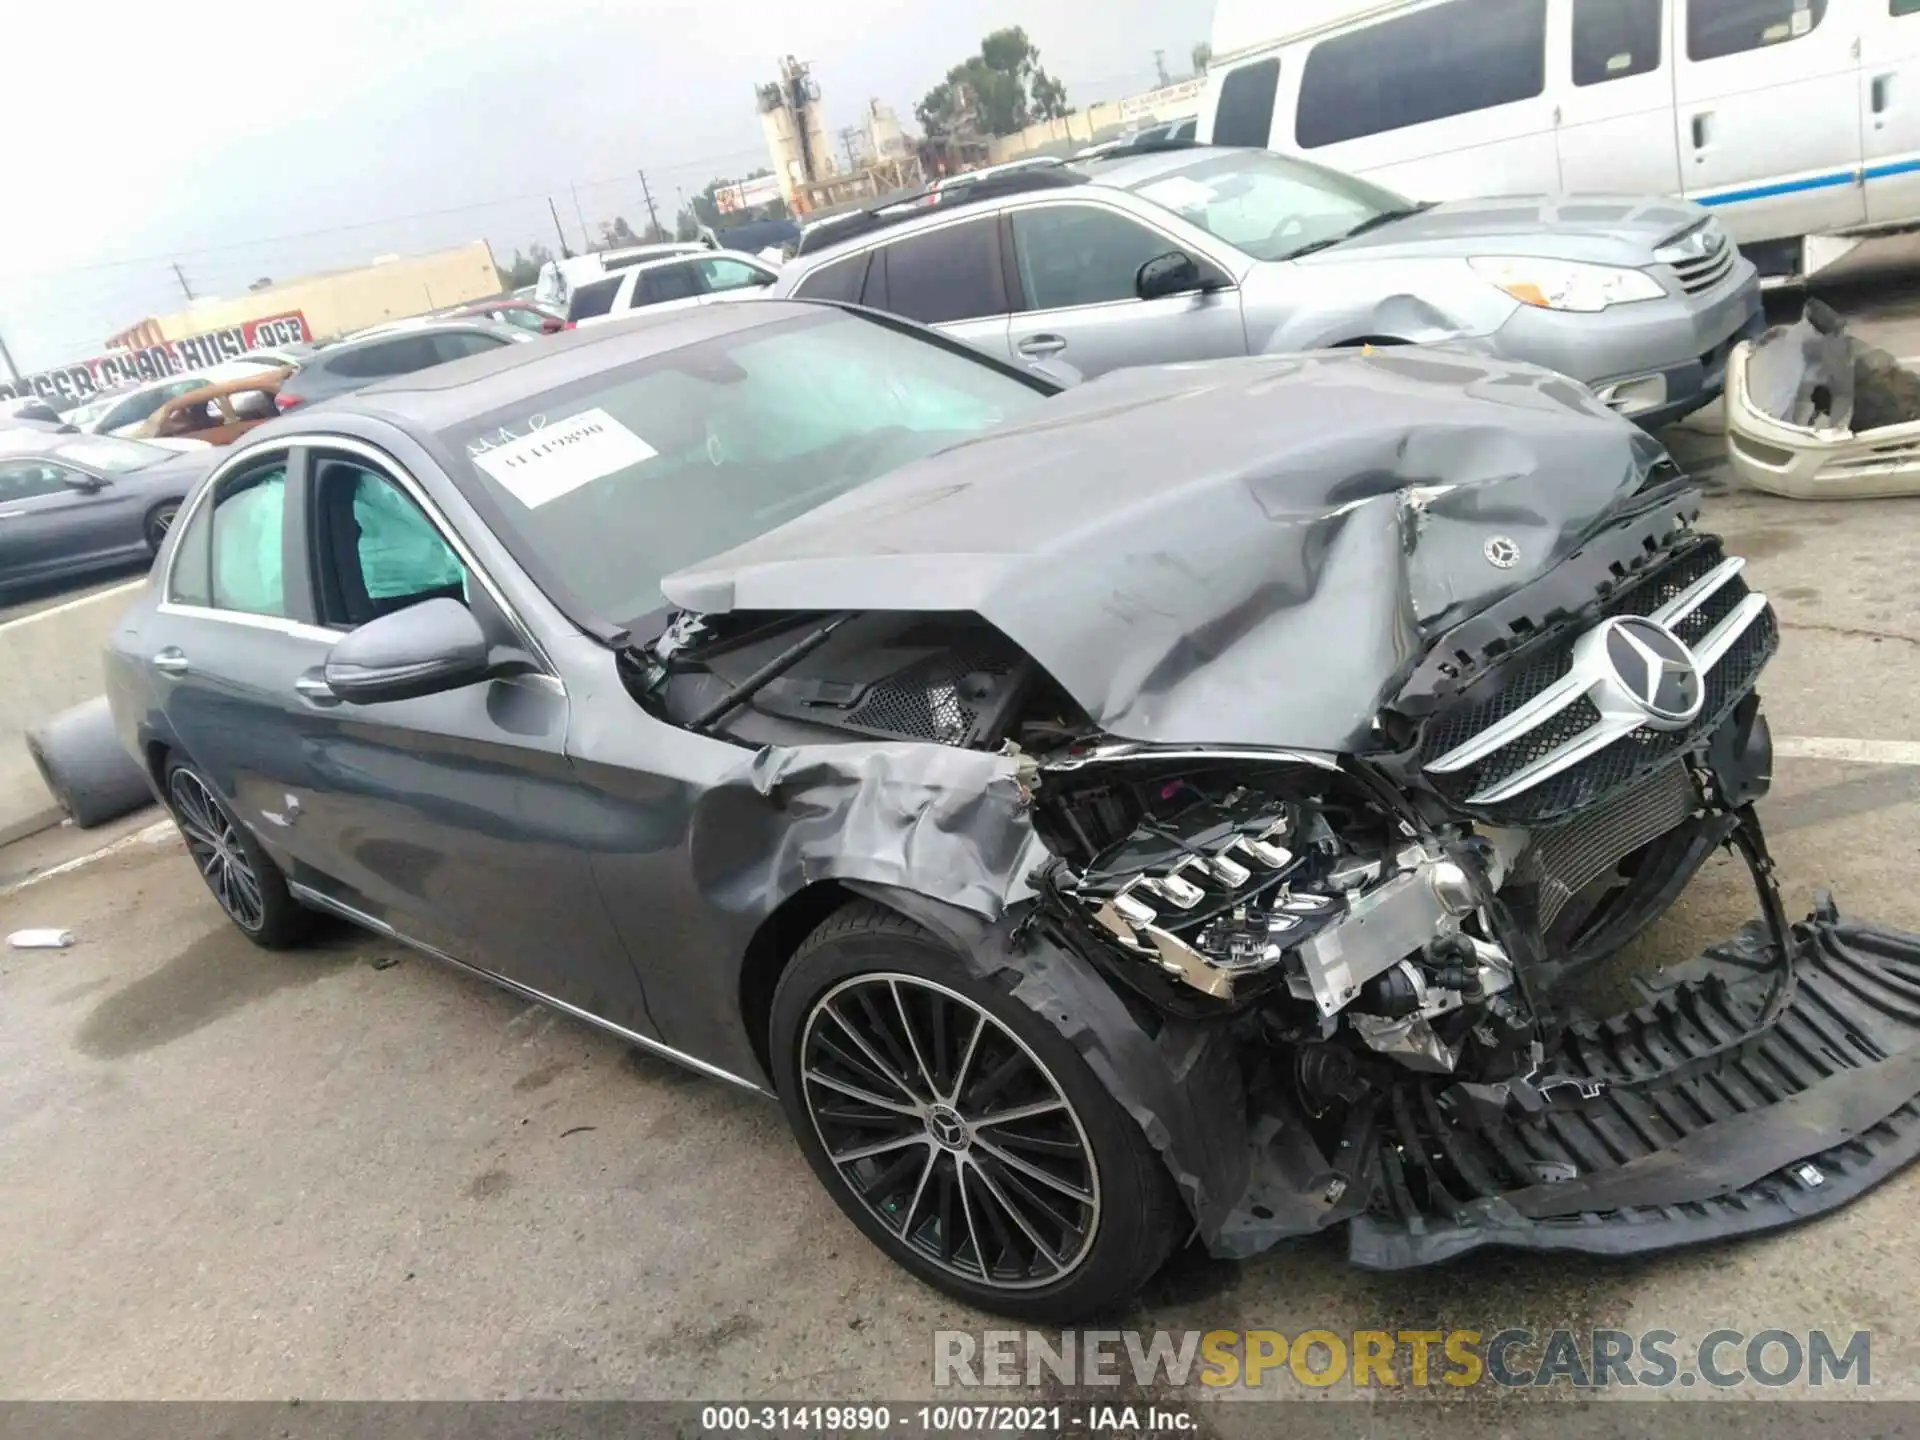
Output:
left=440, top=298, right=565, bottom=335
left=1076, top=116, right=1198, bottom=160
left=0, top=395, right=71, bottom=432
left=130, top=370, right=291, bottom=447
left=1201, top=0, right=1896, bottom=284
left=532, top=244, right=709, bottom=314
left=0, top=431, right=212, bottom=591
left=68, top=360, right=283, bottom=438
left=273, top=320, right=531, bottom=411
left=698, top=217, right=802, bottom=261
left=565, top=250, right=779, bottom=328
left=773, top=143, right=1762, bottom=427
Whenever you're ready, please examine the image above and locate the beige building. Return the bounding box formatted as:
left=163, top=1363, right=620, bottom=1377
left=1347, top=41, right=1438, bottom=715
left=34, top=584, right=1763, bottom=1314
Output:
left=111, top=241, right=503, bottom=348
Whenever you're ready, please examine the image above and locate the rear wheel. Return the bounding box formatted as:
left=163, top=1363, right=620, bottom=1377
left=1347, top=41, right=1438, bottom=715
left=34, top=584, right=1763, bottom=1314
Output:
left=165, top=759, right=313, bottom=948
left=144, top=502, right=180, bottom=555
left=770, top=903, right=1183, bottom=1321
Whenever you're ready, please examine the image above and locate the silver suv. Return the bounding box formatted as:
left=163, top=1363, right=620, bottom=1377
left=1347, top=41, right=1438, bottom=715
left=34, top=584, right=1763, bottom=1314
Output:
left=770, top=144, right=1763, bottom=428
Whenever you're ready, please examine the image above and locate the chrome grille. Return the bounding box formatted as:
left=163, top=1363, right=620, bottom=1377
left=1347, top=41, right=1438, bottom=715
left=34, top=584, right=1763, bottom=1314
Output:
left=1415, top=541, right=1776, bottom=825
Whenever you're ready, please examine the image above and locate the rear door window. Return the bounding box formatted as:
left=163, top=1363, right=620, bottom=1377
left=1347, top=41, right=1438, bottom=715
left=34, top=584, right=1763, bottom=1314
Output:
left=1213, top=58, right=1281, bottom=147
left=209, top=465, right=288, bottom=617
left=1574, top=0, right=1664, bottom=83
left=635, top=263, right=703, bottom=306
left=793, top=252, right=871, bottom=302
left=870, top=219, right=1008, bottom=324
left=1296, top=0, right=1548, bottom=148
left=567, top=276, right=623, bottom=321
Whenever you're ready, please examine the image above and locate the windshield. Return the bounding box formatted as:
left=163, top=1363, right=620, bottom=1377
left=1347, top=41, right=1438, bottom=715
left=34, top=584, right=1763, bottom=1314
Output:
left=66, top=393, right=126, bottom=430
left=53, top=436, right=174, bottom=473
left=1124, top=150, right=1416, bottom=262
left=443, top=310, right=1052, bottom=627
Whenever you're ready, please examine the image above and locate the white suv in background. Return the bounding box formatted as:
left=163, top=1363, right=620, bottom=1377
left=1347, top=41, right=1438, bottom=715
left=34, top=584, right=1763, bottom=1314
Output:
left=564, top=250, right=780, bottom=329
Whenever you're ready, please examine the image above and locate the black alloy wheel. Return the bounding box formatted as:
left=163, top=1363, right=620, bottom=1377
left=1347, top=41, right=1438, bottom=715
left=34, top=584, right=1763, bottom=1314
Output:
left=801, top=972, right=1101, bottom=1290
left=771, top=903, right=1184, bottom=1321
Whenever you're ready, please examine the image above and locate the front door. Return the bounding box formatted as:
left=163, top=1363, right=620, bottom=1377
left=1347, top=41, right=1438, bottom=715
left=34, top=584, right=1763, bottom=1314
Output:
left=1002, top=201, right=1246, bottom=379
left=1673, top=0, right=1865, bottom=242
left=1557, top=0, right=1684, bottom=197
left=1863, top=0, right=1920, bottom=225
left=282, top=448, right=654, bottom=1031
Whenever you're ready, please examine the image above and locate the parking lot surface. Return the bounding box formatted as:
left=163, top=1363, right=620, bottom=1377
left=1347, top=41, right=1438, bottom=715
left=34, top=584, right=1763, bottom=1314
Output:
left=4, top=290, right=1920, bottom=1408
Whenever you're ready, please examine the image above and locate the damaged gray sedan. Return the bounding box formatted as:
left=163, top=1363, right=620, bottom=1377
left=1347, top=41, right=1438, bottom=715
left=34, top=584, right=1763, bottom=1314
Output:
left=106, top=300, right=1920, bottom=1321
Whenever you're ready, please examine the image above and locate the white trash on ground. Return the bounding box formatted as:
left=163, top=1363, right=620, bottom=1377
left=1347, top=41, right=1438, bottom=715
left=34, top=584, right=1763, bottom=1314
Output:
left=1727, top=299, right=1920, bottom=500
left=8, top=929, right=75, bottom=949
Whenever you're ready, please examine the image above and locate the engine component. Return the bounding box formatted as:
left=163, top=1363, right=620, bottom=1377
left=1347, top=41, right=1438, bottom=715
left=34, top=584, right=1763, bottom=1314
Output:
left=1289, top=845, right=1476, bottom=1018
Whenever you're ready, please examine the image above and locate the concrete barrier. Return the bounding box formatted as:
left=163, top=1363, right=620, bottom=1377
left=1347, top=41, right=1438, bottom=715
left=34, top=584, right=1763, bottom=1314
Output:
left=0, top=580, right=145, bottom=845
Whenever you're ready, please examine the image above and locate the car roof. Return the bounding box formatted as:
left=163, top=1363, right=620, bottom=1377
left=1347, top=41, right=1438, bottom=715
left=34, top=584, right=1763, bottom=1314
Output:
left=1072, top=144, right=1226, bottom=187
left=314, top=300, right=838, bottom=434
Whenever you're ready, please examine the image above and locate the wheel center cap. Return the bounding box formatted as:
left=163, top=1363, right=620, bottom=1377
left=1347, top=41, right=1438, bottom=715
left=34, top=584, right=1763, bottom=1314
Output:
left=926, top=1104, right=970, bottom=1151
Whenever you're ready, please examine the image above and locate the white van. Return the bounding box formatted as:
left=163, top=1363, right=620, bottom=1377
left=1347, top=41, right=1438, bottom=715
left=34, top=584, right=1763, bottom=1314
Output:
left=1202, top=0, right=1916, bottom=282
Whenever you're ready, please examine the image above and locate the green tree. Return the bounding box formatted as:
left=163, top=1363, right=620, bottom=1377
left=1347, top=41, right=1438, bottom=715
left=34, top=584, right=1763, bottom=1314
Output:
left=918, top=26, right=1071, bottom=139
left=595, top=216, right=640, bottom=251
left=499, top=242, right=555, bottom=290
left=1191, top=41, right=1212, bottom=75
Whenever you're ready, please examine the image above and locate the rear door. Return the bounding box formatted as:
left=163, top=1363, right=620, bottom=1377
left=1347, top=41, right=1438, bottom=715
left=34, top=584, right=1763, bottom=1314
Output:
left=1002, top=200, right=1246, bottom=379
left=1863, top=1, right=1920, bottom=225
left=862, top=216, right=1015, bottom=361
left=1557, top=0, right=1684, bottom=196
left=1672, top=0, right=1864, bottom=241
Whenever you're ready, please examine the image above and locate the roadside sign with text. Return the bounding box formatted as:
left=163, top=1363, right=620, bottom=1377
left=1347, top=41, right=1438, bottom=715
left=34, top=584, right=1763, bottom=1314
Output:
left=0, top=312, right=312, bottom=404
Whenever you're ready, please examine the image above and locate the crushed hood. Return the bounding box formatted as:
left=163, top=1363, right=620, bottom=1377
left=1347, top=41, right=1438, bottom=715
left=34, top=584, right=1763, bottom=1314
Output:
left=661, top=348, right=1668, bottom=754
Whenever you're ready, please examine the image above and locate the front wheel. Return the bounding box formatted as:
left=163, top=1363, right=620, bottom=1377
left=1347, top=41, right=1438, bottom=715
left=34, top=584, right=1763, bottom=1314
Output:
left=770, top=902, right=1184, bottom=1321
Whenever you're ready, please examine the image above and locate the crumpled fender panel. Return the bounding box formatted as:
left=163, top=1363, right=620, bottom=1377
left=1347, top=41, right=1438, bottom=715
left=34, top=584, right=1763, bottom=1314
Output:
left=1349, top=896, right=1920, bottom=1268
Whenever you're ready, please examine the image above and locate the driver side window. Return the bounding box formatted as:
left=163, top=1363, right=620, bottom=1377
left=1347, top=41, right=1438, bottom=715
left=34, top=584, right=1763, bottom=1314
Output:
left=310, top=455, right=467, bottom=629
left=1009, top=205, right=1180, bottom=310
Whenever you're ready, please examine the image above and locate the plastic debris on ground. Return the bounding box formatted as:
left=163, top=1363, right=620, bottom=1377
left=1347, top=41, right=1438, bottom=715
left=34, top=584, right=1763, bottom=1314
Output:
left=1728, top=299, right=1920, bottom=499
left=8, top=929, right=75, bottom=950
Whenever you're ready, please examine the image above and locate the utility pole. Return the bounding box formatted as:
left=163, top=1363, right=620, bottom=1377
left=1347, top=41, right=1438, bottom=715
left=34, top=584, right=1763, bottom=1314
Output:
left=171, top=262, right=194, bottom=302
left=0, top=325, right=19, bottom=386
left=571, top=183, right=592, bottom=251
left=548, top=197, right=573, bottom=258
left=1154, top=48, right=1171, bottom=87
left=636, top=171, right=662, bottom=240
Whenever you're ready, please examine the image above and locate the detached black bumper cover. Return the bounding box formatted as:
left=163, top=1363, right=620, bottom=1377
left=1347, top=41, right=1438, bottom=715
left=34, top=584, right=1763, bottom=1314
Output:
left=1350, top=897, right=1920, bottom=1268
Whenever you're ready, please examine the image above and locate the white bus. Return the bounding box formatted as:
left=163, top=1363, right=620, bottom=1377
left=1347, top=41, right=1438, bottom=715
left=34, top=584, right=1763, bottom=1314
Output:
left=1201, top=0, right=1918, bottom=281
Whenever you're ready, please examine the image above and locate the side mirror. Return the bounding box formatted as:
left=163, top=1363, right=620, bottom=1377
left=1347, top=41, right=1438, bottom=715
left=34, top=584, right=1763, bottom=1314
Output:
left=323, top=597, right=492, bottom=704
left=60, top=472, right=109, bottom=492
left=1136, top=251, right=1227, bottom=302
left=1136, top=251, right=1201, bottom=301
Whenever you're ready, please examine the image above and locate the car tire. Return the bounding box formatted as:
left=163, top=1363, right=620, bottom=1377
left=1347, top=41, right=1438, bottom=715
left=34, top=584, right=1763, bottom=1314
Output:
left=144, top=502, right=181, bottom=555
left=770, top=901, right=1184, bottom=1322
left=163, top=757, right=314, bottom=949
left=25, top=697, right=155, bottom=830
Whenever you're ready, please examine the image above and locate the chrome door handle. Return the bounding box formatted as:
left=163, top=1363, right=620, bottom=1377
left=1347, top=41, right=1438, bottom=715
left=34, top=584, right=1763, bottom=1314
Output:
left=152, top=649, right=189, bottom=676
left=294, top=673, right=337, bottom=703
left=1017, top=334, right=1068, bottom=357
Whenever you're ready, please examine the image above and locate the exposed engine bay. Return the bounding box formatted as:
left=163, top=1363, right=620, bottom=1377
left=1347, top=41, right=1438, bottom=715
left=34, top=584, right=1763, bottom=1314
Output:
left=636, top=469, right=1920, bottom=1267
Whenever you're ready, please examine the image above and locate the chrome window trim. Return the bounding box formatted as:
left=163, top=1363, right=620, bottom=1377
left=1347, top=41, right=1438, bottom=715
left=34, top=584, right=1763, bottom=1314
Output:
left=287, top=880, right=765, bottom=1094
left=154, top=602, right=338, bottom=645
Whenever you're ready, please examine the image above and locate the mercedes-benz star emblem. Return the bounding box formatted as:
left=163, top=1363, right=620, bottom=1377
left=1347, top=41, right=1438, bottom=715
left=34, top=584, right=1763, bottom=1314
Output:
left=1600, top=616, right=1703, bottom=726
left=1484, top=536, right=1521, bottom=569
left=926, top=1105, right=970, bottom=1151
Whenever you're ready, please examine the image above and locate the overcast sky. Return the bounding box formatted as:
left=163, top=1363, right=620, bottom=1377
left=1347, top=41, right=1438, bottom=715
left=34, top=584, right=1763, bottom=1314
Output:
left=1, top=0, right=1215, bottom=372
